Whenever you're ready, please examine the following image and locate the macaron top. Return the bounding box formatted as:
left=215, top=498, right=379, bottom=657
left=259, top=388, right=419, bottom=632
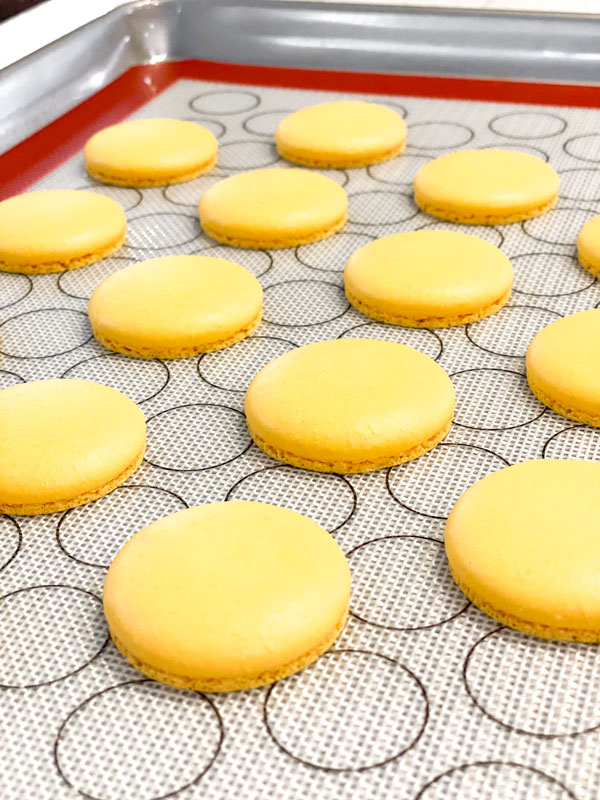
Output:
left=244, top=338, right=454, bottom=464
left=84, top=118, right=218, bottom=184
left=103, top=501, right=351, bottom=682
left=275, top=100, right=407, bottom=166
left=0, top=379, right=146, bottom=508
left=526, top=308, right=600, bottom=417
left=446, top=459, right=600, bottom=632
left=0, top=190, right=126, bottom=266
left=577, top=213, right=600, bottom=264
left=414, top=149, right=559, bottom=218
left=88, top=255, right=263, bottom=352
left=344, top=230, right=513, bottom=320
left=198, top=168, right=348, bottom=244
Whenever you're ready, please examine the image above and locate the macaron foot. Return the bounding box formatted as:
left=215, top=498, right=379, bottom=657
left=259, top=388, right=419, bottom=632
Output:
left=109, top=607, right=348, bottom=692
left=248, top=417, right=452, bottom=474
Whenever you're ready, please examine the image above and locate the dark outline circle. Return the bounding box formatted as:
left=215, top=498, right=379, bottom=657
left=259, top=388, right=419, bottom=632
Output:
left=225, top=465, right=357, bottom=532
left=197, top=335, right=298, bottom=392
left=336, top=321, right=444, bottom=362
left=463, top=626, right=600, bottom=740
left=191, top=242, right=274, bottom=279
left=386, top=442, right=511, bottom=520
left=0, top=514, right=22, bottom=573
left=477, top=141, right=550, bottom=162
left=263, top=648, right=429, bottom=773
left=295, top=231, right=377, bottom=273
left=56, top=484, right=190, bottom=569
left=161, top=178, right=224, bottom=209
left=262, top=280, right=351, bottom=327
left=60, top=353, right=171, bottom=404
left=541, top=424, right=592, bottom=459
left=0, top=307, right=93, bottom=359
left=414, top=219, right=505, bottom=250
left=510, top=251, right=596, bottom=297
left=57, top=256, right=140, bottom=300
left=0, top=368, right=25, bottom=386
left=242, top=109, right=292, bottom=137
left=465, top=304, right=563, bottom=359
left=413, top=760, right=578, bottom=800
left=406, top=121, right=475, bottom=150
left=322, top=168, right=350, bottom=189
left=179, top=116, right=226, bottom=139
left=0, top=272, right=33, bottom=311
left=347, top=535, right=470, bottom=631
left=145, top=403, right=251, bottom=472
left=564, top=133, right=600, bottom=164
left=346, top=189, right=420, bottom=226
left=558, top=167, right=600, bottom=203
left=124, top=212, right=201, bottom=252
left=371, top=100, right=408, bottom=119
left=73, top=183, right=143, bottom=213
left=366, top=153, right=432, bottom=187
left=216, top=138, right=279, bottom=171
left=488, top=111, right=567, bottom=140
left=521, top=206, right=596, bottom=247
left=189, top=88, right=260, bottom=116
left=54, top=678, right=224, bottom=800
left=449, top=368, right=546, bottom=431
left=0, top=584, right=109, bottom=689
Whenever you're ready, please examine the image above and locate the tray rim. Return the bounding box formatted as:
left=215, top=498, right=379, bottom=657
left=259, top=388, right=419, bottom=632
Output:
left=3, top=0, right=600, bottom=155
left=4, top=0, right=600, bottom=77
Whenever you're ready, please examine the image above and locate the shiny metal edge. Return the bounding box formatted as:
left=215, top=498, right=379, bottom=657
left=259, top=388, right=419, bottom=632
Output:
left=2, top=0, right=600, bottom=153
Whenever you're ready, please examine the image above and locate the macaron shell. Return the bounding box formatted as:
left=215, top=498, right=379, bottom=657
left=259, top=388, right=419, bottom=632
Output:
left=84, top=118, right=218, bottom=186
left=244, top=338, right=454, bottom=471
left=198, top=168, right=348, bottom=248
left=344, top=230, right=513, bottom=326
left=0, top=379, right=146, bottom=514
left=89, top=255, right=263, bottom=358
left=0, top=190, right=126, bottom=273
left=413, top=149, right=559, bottom=224
left=526, top=308, right=600, bottom=425
left=577, top=213, right=600, bottom=277
left=103, top=501, right=351, bottom=689
left=275, top=101, right=407, bottom=167
left=446, top=459, right=600, bottom=639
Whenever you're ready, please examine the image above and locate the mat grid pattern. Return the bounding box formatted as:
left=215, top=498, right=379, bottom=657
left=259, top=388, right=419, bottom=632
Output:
left=1, top=79, right=600, bottom=799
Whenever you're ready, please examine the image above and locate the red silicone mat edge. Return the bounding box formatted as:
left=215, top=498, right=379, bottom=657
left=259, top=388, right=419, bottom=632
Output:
left=2, top=58, right=600, bottom=200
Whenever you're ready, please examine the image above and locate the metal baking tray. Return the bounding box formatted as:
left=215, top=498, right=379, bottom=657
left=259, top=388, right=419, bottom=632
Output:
left=1, top=2, right=600, bottom=799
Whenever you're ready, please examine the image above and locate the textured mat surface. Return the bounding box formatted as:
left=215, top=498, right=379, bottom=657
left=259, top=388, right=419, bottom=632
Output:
left=1, top=80, right=600, bottom=800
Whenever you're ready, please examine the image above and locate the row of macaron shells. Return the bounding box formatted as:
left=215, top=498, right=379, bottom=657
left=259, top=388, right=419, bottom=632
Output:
left=1, top=101, right=600, bottom=692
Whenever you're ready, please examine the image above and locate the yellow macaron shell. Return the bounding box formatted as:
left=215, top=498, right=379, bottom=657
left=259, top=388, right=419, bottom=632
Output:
left=344, top=230, right=513, bottom=327
left=84, top=118, right=218, bottom=186
left=413, top=149, right=559, bottom=224
left=103, top=501, right=351, bottom=690
left=245, top=338, right=454, bottom=472
left=88, top=255, right=263, bottom=358
left=577, top=214, right=600, bottom=277
left=0, top=379, right=146, bottom=515
left=446, top=459, right=600, bottom=640
left=275, top=100, right=407, bottom=167
left=0, top=190, right=126, bottom=273
left=198, top=168, right=348, bottom=248
left=526, top=308, right=600, bottom=425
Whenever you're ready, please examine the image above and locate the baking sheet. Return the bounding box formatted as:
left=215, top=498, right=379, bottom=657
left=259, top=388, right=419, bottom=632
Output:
left=4, top=0, right=600, bottom=153
left=2, top=78, right=600, bottom=800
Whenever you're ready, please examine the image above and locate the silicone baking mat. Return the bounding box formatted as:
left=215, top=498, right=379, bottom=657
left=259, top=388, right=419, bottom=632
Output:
left=2, top=75, right=600, bottom=800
